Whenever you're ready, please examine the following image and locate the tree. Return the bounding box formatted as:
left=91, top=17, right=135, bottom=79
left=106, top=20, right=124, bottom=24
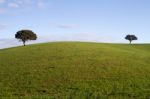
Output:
left=15, top=30, right=37, bottom=46
left=125, top=34, right=137, bottom=44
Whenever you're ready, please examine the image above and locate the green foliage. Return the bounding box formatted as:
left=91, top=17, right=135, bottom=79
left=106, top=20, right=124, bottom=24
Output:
left=15, top=30, right=37, bottom=46
left=125, top=35, right=138, bottom=44
left=0, top=42, right=150, bottom=98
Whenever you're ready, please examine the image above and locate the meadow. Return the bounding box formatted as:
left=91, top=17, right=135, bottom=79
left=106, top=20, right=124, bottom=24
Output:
left=0, top=42, right=150, bottom=99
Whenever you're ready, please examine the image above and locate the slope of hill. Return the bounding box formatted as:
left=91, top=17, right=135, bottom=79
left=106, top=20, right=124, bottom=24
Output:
left=0, top=42, right=150, bottom=99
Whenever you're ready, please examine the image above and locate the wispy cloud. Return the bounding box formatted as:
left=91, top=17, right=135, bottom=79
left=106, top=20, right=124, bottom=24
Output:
left=0, top=8, right=5, bottom=14
left=57, top=24, right=78, bottom=29
left=0, top=0, right=5, bottom=4
left=8, top=3, right=19, bottom=8
left=0, top=0, right=46, bottom=10
left=37, top=0, right=46, bottom=9
left=6, top=0, right=33, bottom=11
left=0, top=24, right=7, bottom=30
left=0, top=37, right=51, bottom=49
left=0, top=38, right=22, bottom=49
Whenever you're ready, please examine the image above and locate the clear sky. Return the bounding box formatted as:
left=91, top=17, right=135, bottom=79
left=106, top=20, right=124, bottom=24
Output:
left=0, top=0, right=150, bottom=48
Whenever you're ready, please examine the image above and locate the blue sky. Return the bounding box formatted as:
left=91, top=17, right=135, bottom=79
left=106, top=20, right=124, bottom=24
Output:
left=0, top=0, right=150, bottom=48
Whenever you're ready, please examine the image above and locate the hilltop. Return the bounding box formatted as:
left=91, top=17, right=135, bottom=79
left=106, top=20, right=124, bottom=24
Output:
left=0, top=42, right=150, bottom=99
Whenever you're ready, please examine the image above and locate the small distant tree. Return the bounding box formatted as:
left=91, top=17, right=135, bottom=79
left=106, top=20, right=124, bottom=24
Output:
left=125, top=34, right=138, bottom=44
left=15, top=30, right=37, bottom=46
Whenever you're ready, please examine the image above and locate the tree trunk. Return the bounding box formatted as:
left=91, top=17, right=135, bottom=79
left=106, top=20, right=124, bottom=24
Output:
left=129, top=37, right=132, bottom=44
left=129, top=40, right=132, bottom=44
left=23, top=41, right=26, bottom=46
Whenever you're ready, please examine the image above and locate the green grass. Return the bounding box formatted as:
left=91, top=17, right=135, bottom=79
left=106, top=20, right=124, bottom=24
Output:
left=1, top=42, right=150, bottom=99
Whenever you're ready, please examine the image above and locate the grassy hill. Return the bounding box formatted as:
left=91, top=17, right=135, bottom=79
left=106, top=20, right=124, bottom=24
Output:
left=1, top=42, right=150, bottom=99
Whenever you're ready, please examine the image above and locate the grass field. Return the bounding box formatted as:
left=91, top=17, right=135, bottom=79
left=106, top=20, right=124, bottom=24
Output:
left=0, top=42, right=150, bottom=99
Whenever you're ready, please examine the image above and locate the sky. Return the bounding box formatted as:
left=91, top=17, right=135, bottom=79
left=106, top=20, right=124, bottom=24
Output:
left=0, top=0, right=150, bottom=48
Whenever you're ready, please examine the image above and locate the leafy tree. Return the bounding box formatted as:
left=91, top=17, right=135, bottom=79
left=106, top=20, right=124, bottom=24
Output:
left=15, top=30, right=37, bottom=46
left=125, top=34, right=137, bottom=44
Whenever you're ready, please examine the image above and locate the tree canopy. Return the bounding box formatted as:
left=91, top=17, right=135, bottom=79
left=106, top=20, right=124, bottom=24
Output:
left=125, top=34, right=138, bottom=44
left=15, top=30, right=37, bottom=46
